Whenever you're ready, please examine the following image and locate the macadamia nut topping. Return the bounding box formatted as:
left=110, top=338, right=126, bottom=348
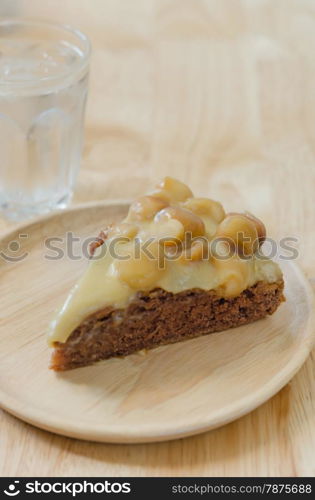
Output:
left=49, top=177, right=282, bottom=344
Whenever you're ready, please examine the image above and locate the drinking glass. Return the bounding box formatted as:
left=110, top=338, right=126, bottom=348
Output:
left=0, top=19, right=90, bottom=220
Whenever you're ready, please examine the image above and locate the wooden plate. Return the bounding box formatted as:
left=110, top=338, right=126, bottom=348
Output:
left=0, top=202, right=314, bottom=443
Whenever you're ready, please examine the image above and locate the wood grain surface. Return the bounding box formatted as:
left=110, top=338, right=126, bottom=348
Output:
left=0, top=0, right=315, bottom=477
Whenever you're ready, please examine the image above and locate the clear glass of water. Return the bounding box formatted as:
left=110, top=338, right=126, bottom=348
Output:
left=0, top=19, right=90, bottom=220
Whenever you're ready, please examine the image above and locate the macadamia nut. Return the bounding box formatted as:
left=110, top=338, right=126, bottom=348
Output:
left=156, top=177, right=193, bottom=202
left=127, top=195, right=168, bottom=221
left=216, top=214, right=259, bottom=256
left=184, top=198, right=225, bottom=223
left=155, top=206, right=205, bottom=238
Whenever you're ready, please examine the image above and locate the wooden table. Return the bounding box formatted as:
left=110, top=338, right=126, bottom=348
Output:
left=1, top=0, right=315, bottom=477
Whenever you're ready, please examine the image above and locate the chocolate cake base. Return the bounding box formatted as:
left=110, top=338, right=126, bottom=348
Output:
left=50, top=280, right=285, bottom=371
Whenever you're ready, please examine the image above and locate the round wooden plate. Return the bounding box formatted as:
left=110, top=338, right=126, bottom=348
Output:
left=0, top=202, right=314, bottom=443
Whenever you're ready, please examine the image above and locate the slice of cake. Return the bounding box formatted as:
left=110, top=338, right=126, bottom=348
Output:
left=49, top=177, right=284, bottom=371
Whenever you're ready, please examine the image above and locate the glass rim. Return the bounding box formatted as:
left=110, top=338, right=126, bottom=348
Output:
left=0, top=18, right=91, bottom=87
